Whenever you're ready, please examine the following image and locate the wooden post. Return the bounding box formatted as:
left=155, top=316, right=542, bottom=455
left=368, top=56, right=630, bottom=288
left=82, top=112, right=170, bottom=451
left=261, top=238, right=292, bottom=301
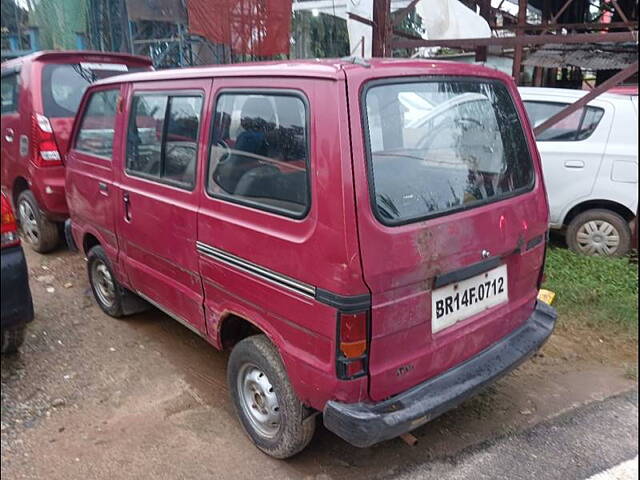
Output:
left=512, top=0, right=528, bottom=83
left=372, top=0, right=391, bottom=57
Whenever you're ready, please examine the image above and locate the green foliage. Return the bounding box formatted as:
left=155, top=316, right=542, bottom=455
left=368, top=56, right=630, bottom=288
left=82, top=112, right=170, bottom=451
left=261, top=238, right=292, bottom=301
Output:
left=291, top=11, right=349, bottom=59
left=543, top=247, right=638, bottom=338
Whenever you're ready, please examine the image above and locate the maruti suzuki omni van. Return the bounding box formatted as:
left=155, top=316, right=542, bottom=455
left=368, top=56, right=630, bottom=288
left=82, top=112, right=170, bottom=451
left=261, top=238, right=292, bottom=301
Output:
left=65, top=59, right=557, bottom=458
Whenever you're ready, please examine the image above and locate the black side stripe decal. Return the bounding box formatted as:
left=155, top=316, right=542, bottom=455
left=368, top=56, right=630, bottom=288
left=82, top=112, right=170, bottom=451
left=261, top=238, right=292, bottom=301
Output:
left=196, top=241, right=316, bottom=298
left=195, top=241, right=372, bottom=312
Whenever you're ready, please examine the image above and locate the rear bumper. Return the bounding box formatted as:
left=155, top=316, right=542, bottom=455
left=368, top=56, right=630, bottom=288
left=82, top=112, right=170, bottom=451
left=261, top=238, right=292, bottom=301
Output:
left=29, top=165, right=68, bottom=220
left=323, top=300, right=557, bottom=448
left=1, top=245, right=35, bottom=330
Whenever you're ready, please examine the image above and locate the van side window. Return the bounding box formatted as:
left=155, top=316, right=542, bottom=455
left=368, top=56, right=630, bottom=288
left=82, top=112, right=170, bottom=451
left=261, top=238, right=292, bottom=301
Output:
left=1, top=73, right=19, bottom=114
left=126, top=93, right=203, bottom=189
left=207, top=92, right=310, bottom=218
left=75, top=89, right=120, bottom=159
left=523, top=101, right=604, bottom=142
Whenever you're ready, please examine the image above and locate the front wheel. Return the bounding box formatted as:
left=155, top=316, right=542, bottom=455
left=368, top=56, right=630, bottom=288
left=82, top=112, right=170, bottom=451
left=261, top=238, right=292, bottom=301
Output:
left=566, top=209, right=631, bottom=257
left=1, top=326, right=26, bottom=354
left=227, top=334, right=315, bottom=458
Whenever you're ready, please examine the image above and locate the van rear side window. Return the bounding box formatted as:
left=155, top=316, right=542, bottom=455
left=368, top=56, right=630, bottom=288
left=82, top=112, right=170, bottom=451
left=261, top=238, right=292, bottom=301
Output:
left=207, top=92, right=310, bottom=218
left=126, top=93, right=203, bottom=190
left=75, top=89, right=120, bottom=159
left=363, top=79, right=534, bottom=225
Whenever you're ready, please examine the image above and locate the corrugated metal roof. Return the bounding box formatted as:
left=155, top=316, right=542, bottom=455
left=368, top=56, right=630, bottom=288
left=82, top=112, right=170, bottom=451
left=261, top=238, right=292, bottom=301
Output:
left=523, top=42, right=638, bottom=70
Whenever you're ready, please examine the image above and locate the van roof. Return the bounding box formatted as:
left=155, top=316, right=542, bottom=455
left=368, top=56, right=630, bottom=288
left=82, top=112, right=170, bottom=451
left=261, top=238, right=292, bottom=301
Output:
left=92, top=58, right=513, bottom=85
left=1, top=50, right=152, bottom=70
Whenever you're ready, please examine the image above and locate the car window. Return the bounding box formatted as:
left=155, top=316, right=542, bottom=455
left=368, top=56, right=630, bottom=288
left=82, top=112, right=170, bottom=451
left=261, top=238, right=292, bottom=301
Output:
left=42, top=63, right=144, bottom=118
left=363, top=80, right=534, bottom=225
left=1, top=73, right=19, bottom=114
left=523, top=101, right=604, bottom=142
left=126, top=92, right=203, bottom=189
left=207, top=92, right=310, bottom=218
left=75, top=89, right=120, bottom=159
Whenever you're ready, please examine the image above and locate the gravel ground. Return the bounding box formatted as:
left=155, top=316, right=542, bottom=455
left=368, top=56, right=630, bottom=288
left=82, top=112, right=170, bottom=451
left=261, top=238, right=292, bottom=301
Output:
left=1, top=246, right=637, bottom=479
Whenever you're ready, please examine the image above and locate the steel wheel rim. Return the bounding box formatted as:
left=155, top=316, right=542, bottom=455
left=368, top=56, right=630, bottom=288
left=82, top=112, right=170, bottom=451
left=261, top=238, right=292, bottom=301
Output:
left=576, top=220, right=620, bottom=256
left=237, top=363, right=281, bottom=439
left=18, top=200, right=39, bottom=245
left=91, top=261, right=116, bottom=307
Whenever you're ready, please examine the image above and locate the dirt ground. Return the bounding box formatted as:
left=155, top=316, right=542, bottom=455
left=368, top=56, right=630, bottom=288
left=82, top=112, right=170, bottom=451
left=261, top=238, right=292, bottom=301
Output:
left=1, top=247, right=636, bottom=480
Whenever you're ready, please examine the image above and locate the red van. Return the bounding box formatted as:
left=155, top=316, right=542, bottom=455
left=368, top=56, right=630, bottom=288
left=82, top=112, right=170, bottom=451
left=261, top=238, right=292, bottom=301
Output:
left=65, top=59, right=557, bottom=458
left=0, top=51, right=152, bottom=252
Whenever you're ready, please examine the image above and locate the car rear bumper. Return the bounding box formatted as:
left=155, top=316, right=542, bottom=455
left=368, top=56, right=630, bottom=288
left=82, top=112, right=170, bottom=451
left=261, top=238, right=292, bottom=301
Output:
left=30, top=165, right=68, bottom=220
left=323, top=300, right=557, bottom=448
left=1, top=245, right=34, bottom=329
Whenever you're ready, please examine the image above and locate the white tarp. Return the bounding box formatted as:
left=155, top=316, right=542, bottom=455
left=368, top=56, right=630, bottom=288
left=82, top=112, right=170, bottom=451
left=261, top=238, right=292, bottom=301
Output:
left=345, top=0, right=491, bottom=58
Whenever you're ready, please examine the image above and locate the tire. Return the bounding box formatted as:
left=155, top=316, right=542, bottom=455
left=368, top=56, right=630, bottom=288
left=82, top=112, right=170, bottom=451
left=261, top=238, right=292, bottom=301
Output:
left=1, top=326, right=26, bottom=354
left=87, top=245, right=125, bottom=317
left=566, top=209, right=632, bottom=257
left=16, top=190, right=60, bottom=253
left=228, top=334, right=316, bottom=458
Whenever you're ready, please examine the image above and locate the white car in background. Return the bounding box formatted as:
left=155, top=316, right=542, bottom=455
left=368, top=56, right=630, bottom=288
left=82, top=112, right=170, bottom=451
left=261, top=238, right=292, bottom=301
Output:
left=519, top=87, right=638, bottom=256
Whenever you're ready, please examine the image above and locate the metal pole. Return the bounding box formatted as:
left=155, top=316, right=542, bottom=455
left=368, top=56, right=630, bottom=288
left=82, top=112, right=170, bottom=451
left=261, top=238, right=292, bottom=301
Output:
left=372, top=0, right=391, bottom=57
left=512, top=0, right=528, bottom=83
left=533, top=62, right=639, bottom=136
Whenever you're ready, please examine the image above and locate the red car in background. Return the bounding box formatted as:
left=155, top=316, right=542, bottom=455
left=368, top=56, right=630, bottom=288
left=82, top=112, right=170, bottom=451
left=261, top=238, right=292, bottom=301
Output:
left=0, top=51, right=153, bottom=253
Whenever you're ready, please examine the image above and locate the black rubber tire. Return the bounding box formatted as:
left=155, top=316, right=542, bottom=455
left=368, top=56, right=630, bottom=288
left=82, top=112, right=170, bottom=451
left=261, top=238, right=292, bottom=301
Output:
left=1, top=326, right=26, bottom=354
left=87, top=245, right=125, bottom=318
left=17, top=190, right=59, bottom=253
left=227, top=334, right=316, bottom=459
left=566, top=209, right=632, bottom=257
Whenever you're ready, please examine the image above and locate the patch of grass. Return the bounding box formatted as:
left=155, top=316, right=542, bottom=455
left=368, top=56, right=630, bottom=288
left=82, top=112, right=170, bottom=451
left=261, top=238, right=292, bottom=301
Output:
left=542, top=247, right=638, bottom=338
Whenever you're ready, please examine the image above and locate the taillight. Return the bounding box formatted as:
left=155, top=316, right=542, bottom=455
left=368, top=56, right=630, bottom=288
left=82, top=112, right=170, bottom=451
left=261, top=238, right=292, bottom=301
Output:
left=32, top=114, right=62, bottom=166
left=1, top=194, right=20, bottom=248
left=336, top=310, right=369, bottom=379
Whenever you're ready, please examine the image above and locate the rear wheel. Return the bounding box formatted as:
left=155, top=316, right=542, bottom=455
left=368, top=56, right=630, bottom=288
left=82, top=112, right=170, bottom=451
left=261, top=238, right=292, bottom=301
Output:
left=1, top=326, right=26, bottom=354
left=17, top=190, right=59, bottom=253
left=228, top=334, right=315, bottom=458
left=566, top=209, right=631, bottom=257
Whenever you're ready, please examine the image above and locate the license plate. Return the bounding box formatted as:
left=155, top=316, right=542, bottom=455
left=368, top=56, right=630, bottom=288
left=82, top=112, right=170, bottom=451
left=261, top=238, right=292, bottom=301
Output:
left=432, top=264, right=508, bottom=334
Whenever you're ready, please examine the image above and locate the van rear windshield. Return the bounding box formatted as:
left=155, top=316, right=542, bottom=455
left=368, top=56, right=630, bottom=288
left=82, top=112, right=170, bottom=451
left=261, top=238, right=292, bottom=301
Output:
left=42, top=63, right=140, bottom=118
left=363, top=79, right=534, bottom=225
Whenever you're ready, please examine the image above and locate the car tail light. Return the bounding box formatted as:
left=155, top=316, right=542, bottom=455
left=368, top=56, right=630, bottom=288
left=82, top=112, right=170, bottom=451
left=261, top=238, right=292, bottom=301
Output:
left=336, top=310, right=369, bottom=379
left=1, top=193, right=20, bottom=248
left=32, top=114, right=62, bottom=166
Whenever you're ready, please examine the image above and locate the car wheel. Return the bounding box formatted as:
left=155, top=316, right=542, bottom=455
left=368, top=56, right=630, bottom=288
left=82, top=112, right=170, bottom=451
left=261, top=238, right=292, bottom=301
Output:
left=566, top=209, right=631, bottom=257
left=17, top=190, right=59, bottom=253
left=87, top=245, right=125, bottom=317
left=228, top=334, right=316, bottom=459
left=1, top=326, right=26, bottom=354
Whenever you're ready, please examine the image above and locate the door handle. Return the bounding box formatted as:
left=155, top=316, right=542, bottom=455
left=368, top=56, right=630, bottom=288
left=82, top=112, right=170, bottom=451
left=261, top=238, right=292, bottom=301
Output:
left=564, top=160, right=585, bottom=169
left=4, top=128, right=14, bottom=143
left=98, top=182, right=108, bottom=194
left=123, top=192, right=131, bottom=222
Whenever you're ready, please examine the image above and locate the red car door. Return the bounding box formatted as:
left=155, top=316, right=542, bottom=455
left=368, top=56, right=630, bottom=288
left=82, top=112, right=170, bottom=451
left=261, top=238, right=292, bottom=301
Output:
left=66, top=86, right=124, bottom=265
left=115, top=79, right=212, bottom=334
